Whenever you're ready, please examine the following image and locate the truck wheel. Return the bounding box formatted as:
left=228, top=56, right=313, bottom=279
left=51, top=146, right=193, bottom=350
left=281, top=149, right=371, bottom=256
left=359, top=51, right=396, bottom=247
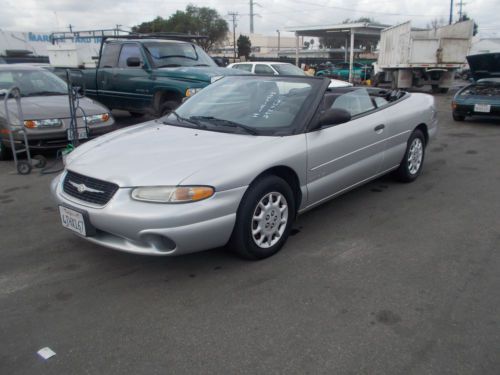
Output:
left=159, top=100, right=180, bottom=117
left=431, top=85, right=440, bottom=94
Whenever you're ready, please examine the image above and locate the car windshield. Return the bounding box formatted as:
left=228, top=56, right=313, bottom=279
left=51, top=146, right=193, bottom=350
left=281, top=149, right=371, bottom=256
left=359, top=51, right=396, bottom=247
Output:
left=167, top=76, right=320, bottom=135
left=0, top=69, right=67, bottom=97
left=271, top=64, right=306, bottom=76
left=144, top=42, right=217, bottom=68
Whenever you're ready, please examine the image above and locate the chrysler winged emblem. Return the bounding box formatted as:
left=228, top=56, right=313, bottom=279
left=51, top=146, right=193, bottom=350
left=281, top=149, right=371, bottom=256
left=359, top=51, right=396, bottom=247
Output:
left=69, top=181, right=104, bottom=194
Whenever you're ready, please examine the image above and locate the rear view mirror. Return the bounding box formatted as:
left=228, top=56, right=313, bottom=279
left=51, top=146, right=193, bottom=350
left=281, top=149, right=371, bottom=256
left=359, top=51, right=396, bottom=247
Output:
left=126, top=57, right=141, bottom=67
left=317, top=108, right=351, bottom=128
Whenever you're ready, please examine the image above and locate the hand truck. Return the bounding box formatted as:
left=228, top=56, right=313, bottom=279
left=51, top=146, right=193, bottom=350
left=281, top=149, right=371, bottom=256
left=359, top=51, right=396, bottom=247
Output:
left=3, top=86, right=46, bottom=174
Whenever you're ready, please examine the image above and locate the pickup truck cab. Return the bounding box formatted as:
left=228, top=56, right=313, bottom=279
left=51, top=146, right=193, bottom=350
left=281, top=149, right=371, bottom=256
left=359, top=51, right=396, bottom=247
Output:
left=77, top=36, right=244, bottom=117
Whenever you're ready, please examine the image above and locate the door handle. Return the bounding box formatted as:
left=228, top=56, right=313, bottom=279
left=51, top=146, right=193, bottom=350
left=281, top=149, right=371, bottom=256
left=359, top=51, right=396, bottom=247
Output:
left=374, top=124, right=385, bottom=132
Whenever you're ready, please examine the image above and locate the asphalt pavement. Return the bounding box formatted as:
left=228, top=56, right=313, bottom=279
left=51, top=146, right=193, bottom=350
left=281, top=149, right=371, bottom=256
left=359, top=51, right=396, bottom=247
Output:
left=0, top=91, right=499, bottom=374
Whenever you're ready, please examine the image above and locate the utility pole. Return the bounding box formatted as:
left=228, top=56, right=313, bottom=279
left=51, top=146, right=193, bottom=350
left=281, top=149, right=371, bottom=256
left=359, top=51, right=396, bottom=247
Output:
left=449, top=0, right=454, bottom=24
left=227, top=12, right=238, bottom=61
left=276, top=29, right=280, bottom=54
left=457, top=0, right=466, bottom=21
left=68, top=24, right=73, bottom=33
left=115, top=24, right=122, bottom=36
left=249, top=0, right=261, bottom=34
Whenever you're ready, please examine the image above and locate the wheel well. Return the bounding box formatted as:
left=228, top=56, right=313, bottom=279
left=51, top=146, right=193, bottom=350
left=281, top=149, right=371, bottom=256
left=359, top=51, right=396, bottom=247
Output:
left=415, top=123, right=429, bottom=145
left=255, top=166, right=302, bottom=213
left=153, top=90, right=182, bottom=111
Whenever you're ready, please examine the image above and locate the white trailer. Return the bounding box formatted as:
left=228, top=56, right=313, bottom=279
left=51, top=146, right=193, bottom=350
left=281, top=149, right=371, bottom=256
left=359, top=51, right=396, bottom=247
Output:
left=377, top=20, right=474, bottom=93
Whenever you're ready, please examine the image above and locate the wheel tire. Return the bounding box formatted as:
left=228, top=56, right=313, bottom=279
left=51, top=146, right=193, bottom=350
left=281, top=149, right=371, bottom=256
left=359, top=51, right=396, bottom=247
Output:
left=431, top=85, right=440, bottom=94
left=452, top=112, right=465, bottom=121
left=0, top=141, right=12, bottom=161
left=394, top=129, right=426, bottom=183
left=159, top=100, right=180, bottom=117
left=17, top=160, right=32, bottom=175
left=33, top=155, right=47, bottom=169
left=229, top=175, right=296, bottom=260
left=440, top=88, right=449, bottom=94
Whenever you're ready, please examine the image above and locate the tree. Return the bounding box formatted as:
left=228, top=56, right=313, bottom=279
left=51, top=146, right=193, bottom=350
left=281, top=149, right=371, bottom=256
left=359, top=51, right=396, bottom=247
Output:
left=132, top=5, right=229, bottom=51
left=237, top=35, right=251, bottom=58
left=459, top=13, right=478, bottom=36
left=427, top=17, right=446, bottom=31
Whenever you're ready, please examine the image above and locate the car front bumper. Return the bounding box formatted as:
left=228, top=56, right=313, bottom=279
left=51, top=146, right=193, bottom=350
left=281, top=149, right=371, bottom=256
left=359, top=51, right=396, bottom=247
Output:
left=51, top=172, right=247, bottom=256
left=453, top=102, right=500, bottom=117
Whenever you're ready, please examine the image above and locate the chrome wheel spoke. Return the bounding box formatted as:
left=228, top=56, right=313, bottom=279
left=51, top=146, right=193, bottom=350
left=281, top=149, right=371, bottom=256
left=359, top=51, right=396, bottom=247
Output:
left=251, top=191, right=289, bottom=249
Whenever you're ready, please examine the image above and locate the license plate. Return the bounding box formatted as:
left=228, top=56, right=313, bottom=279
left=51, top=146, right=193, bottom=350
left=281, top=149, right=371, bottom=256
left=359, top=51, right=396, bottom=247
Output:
left=67, top=128, right=88, bottom=141
left=59, top=206, right=86, bottom=236
left=474, top=104, right=491, bottom=113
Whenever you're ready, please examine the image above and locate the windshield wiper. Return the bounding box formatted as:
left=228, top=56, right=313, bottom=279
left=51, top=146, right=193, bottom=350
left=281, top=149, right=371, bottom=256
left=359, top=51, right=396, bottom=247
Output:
left=189, top=116, right=258, bottom=135
left=157, top=64, right=182, bottom=68
left=164, top=111, right=206, bottom=129
left=194, top=64, right=210, bottom=67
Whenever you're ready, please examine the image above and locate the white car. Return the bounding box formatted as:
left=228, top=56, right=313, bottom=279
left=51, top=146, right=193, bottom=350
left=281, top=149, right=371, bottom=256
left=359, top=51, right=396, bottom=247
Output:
left=227, top=61, right=352, bottom=88
left=227, top=62, right=306, bottom=76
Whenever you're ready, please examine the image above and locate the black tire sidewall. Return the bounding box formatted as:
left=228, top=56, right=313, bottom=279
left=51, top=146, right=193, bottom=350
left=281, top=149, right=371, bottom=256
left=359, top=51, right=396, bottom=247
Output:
left=231, top=175, right=296, bottom=260
left=396, top=129, right=426, bottom=182
left=159, top=100, right=180, bottom=117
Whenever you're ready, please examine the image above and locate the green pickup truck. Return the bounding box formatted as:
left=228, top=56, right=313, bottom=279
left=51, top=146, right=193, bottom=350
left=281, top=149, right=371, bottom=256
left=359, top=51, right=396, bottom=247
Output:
left=73, top=35, right=244, bottom=117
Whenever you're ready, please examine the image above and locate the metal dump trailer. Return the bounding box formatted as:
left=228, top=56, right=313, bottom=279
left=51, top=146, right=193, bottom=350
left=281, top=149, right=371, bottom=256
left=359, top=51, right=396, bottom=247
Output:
left=377, top=20, right=474, bottom=92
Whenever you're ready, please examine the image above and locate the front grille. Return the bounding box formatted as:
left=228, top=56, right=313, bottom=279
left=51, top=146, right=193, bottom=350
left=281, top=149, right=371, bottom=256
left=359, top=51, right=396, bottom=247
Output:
left=63, top=170, right=119, bottom=205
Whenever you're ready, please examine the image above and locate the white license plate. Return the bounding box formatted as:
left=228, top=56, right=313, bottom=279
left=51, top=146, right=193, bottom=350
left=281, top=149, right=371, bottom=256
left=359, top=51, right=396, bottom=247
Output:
left=474, top=104, right=491, bottom=113
left=67, top=128, right=88, bottom=141
left=59, top=206, right=86, bottom=236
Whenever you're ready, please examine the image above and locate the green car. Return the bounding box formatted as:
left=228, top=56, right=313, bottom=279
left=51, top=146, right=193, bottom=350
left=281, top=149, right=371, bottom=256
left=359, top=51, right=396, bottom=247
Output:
left=316, top=62, right=371, bottom=81
left=452, top=53, right=500, bottom=121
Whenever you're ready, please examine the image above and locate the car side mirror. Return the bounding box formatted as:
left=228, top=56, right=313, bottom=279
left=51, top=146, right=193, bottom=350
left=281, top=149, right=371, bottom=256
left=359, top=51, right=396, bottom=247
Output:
left=126, top=57, right=141, bottom=67
left=315, top=108, right=351, bottom=129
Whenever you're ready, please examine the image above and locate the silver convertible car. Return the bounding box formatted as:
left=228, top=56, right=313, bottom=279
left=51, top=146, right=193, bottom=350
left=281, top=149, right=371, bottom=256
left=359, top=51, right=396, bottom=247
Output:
left=51, top=76, right=437, bottom=259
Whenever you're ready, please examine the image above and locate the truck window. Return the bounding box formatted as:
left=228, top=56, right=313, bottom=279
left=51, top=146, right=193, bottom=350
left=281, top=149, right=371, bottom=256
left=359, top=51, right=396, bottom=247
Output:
left=118, top=44, right=142, bottom=68
left=232, top=64, right=252, bottom=72
left=100, top=43, right=121, bottom=68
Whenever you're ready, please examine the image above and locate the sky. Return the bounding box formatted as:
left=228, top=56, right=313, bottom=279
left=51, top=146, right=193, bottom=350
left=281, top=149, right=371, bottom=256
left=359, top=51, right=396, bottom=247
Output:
left=0, top=0, right=498, bottom=37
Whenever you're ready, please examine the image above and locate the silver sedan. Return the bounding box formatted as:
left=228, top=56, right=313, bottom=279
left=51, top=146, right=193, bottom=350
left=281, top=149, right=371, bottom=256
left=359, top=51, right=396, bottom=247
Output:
left=51, top=76, right=437, bottom=259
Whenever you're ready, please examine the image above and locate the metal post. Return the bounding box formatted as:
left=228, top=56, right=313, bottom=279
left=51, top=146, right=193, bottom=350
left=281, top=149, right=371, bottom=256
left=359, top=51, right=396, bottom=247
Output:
left=349, top=29, right=355, bottom=83
left=276, top=30, right=280, bottom=54
left=344, top=36, right=348, bottom=62
left=449, top=0, right=454, bottom=24
left=295, top=33, right=299, bottom=67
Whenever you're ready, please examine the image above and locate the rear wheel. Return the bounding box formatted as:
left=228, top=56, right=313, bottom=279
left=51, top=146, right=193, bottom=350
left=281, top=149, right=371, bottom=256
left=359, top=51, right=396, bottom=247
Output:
left=395, top=129, right=426, bottom=183
left=0, top=141, right=12, bottom=161
left=229, top=175, right=295, bottom=260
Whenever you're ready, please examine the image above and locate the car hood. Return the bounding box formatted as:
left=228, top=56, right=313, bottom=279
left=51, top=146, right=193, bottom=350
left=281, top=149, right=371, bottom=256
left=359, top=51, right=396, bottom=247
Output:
left=2, top=95, right=109, bottom=121
left=65, top=121, right=279, bottom=187
left=155, top=66, right=246, bottom=82
left=467, top=53, right=500, bottom=81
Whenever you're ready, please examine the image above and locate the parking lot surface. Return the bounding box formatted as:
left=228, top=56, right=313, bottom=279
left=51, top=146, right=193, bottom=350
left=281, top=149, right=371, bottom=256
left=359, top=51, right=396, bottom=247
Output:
left=0, top=92, right=499, bottom=374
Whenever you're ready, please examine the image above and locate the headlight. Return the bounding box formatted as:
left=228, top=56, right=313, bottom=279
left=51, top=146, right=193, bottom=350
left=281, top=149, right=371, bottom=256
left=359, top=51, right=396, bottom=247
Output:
left=210, top=75, right=224, bottom=83
left=185, top=88, right=203, bottom=97
left=83, top=113, right=110, bottom=125
left=24, top=119, right=63, bottom=128
left=131, top=186, right=214, bottom=203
